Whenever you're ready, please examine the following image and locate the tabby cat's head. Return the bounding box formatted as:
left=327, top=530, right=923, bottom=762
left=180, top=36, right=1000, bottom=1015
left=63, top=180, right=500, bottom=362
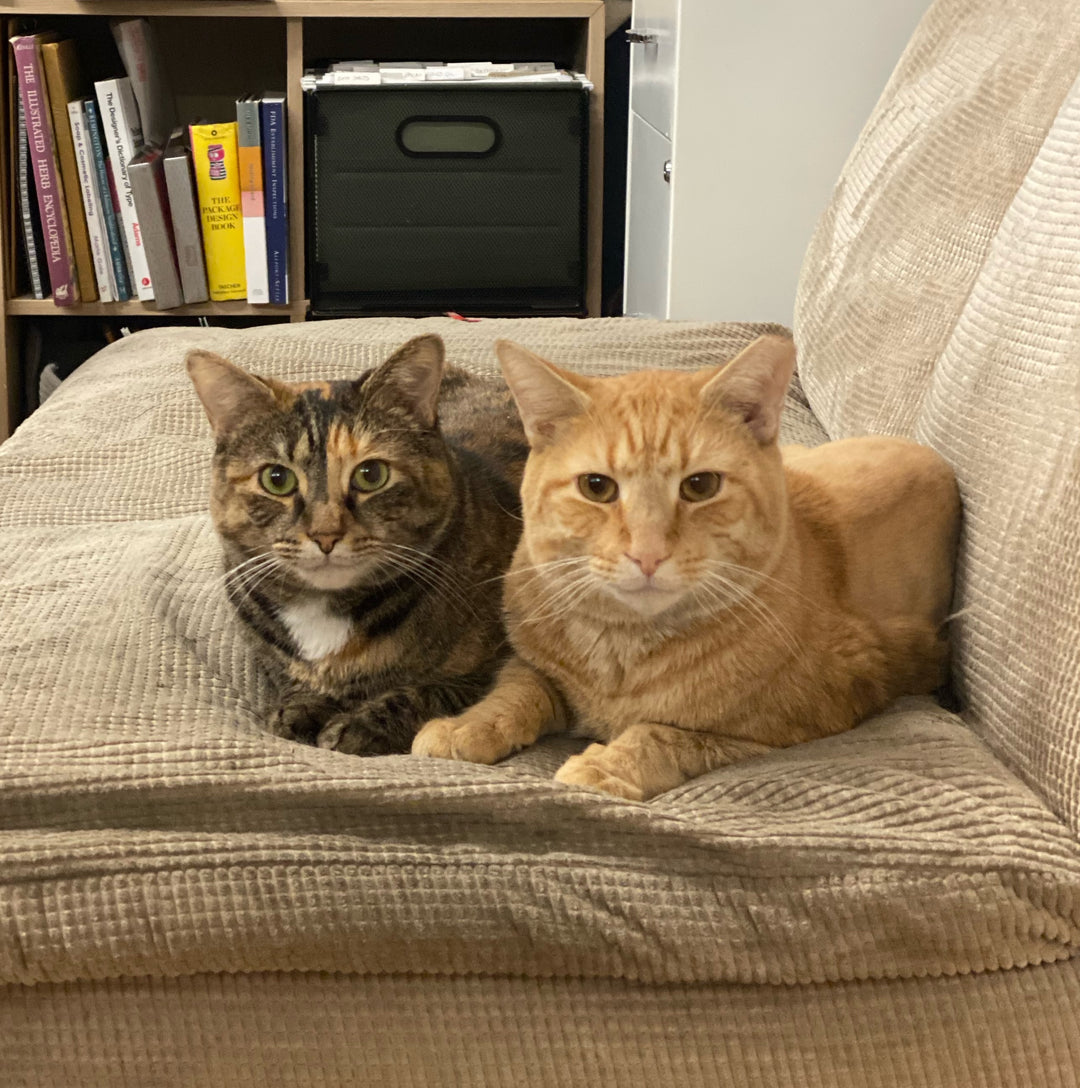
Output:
left=498, top=335, right=796, bottom=621
left=188, top=334, right=457, bottom=592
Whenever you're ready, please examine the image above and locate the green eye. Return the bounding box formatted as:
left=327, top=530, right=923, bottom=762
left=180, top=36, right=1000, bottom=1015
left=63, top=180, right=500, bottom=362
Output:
left=578, top=473, right=619, bottom=503
left=680, top=472, right=723, bottom=502
left=351, top=459, right=390, bottom=493
left=259, top=464, right=298, bottom=497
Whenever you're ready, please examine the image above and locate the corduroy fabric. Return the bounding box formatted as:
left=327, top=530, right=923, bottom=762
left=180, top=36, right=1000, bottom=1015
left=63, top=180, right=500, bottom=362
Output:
left=4, top=962, right=1080, bottom=1088
left=794, top=0, right=1080, bottom=833
left=1, top=317, right=1079, bottom=995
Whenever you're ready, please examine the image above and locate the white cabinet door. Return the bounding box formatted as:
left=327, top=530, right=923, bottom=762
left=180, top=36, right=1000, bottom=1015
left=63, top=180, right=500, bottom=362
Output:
left=627, top=0, right=679, bottom=139
left=623, top=113, right=672, bottom=319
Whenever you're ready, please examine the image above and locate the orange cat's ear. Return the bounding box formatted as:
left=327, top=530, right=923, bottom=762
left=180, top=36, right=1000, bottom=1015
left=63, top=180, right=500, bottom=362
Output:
left=186, top=350, right=279, bottom=437
left=364, top=334, right=446, bottom=428
left=496, top=340, right=592, bottom=448
left=700, top=334, right=795, bottom=445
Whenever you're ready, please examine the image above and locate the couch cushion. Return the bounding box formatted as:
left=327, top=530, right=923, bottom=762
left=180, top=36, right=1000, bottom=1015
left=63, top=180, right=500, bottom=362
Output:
left=795, top=0, right=1080, bottom=834
left=1, top=317, right=1078, bottom=989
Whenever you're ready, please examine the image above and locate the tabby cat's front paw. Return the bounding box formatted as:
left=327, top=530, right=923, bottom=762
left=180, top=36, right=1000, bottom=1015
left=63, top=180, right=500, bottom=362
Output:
left=316, top=712, right=408, bottom=756
left=554, top=745, right=646, bottom=801
left=412, top=712, right=514, bottom=764
left=273, top=695, right=342, bottom=744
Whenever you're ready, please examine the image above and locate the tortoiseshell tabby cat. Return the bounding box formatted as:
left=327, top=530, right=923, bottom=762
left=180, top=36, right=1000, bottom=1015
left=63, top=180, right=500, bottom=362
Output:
left=414, top=335, right=960, bottom=799
left=187, top=334, right=528, bottom=754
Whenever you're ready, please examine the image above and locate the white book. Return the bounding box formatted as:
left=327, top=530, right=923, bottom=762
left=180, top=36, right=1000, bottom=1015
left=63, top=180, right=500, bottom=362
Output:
left=236, top=95, right=269, bottom=304
left=94, top=77, right=154, bottom=301
left=67, top=99, right=116, bottom=303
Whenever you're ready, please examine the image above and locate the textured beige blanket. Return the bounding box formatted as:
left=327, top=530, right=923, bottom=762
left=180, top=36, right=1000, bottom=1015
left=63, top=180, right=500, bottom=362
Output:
left=1, top=317, right=1077, bottom=990
left=795, top=0, right=1080, bottom=835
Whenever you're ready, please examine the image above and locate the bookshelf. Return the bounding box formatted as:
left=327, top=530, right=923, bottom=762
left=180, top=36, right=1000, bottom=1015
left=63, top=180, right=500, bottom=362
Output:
left=0, top=0, right=606, bottom=440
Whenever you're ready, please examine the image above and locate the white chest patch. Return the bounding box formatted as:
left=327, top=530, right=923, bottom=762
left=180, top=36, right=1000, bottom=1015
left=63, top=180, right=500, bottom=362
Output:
left=279, top=597, right=353, bottom=661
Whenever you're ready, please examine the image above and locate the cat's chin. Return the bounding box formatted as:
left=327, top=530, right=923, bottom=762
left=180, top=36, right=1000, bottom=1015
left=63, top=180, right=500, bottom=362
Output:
left=605, top=583, right=688, bottom=619
left=292, top=563, right=365, bottom=592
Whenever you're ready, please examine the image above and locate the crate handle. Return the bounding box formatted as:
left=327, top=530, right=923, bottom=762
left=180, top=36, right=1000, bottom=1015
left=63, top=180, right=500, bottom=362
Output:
left=396, top=116, right=502, bottom=157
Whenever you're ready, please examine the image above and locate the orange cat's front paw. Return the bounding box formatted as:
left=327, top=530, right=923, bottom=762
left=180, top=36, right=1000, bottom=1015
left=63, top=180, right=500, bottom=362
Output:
left=412, top=712, right=514, bottom=764
left=555, top=746, right=645, bottom=802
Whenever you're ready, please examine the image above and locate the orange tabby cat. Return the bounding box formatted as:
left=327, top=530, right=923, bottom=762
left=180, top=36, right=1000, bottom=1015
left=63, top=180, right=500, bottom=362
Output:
left=412, top=334, right=960, bottom=801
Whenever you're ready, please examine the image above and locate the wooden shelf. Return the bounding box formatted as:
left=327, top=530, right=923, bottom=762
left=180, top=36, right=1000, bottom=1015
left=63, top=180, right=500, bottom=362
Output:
left=6, top=295, right=306, bottom=318
left=0, top=1, right=601, bottom=17
left=0, top=0, right=605, bottom=440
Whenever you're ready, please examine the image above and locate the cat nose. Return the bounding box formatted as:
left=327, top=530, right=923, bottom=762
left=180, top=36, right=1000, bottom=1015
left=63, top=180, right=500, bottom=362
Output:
left=310, top=533, right=342, bottom=555
left=626, top=552, right=670, bottom=578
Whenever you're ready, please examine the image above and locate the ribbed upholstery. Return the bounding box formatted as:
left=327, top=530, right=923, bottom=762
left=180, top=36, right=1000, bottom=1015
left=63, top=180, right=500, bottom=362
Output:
left=5, top=963, right=1080, bottom=1088
left=795, top=0, right=1080, bottom=833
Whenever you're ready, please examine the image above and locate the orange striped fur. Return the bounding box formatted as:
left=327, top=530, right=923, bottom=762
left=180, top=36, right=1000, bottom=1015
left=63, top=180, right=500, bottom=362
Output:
left=414, top=335, right=961, bottom=801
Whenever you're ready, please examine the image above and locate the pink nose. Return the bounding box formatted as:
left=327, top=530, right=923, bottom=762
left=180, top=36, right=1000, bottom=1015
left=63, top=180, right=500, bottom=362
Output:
left=626, top=552, right=669, bottom=578
left=310, top=533, right=342, bottom=555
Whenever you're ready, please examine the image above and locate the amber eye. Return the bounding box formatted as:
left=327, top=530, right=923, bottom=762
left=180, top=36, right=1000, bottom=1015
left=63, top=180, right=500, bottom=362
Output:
left=680, top=472, right=723, bottom=502
left=351, top=459, right=390, bottom=493
left=577, top=473, right=619, bottom=503
left=259, top=464, right=298, bottom=497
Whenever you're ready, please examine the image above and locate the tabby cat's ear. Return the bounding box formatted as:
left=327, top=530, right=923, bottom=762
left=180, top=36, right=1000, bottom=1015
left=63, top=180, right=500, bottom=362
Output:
left=700, top=334, right=795, bottom=445
left=496, top=340, right=592, bottom=448
left=186, top=350, right=278, bottom=437
left=364, top=334, right=445, bottom=428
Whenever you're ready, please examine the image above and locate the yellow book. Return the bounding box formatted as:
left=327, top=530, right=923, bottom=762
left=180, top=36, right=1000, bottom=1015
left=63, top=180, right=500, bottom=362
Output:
left=39, top=38, right=96, bottom=302
left=189, top=121, right=246, bottom=301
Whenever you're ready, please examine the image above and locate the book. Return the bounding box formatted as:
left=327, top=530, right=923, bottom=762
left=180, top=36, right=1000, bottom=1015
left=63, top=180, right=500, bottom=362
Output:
left=15, top=95, right=47, bottom=299
left=83, top=96, right=131, bottom=300
left=260, top=92, right=288, bottom=305
left=40, top=38, right=98, bottom=302
left=95, top=76, right=154, bottom=301
left=236, top=94, right=268, bottom=304
left=67, top=98, right=115, bottom=302
left=163, top=131, right=209, bottom=305
left=189, top=121, right=246, bottom=301
left=128, top=146, right=183, bottom=310
left=10, top=33, right=78, bottom=305
left=111, top=17, right=176, bottom=149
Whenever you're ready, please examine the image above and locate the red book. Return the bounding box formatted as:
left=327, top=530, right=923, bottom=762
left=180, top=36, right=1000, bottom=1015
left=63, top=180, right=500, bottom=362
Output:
left=10, top=33, right=78, bottom=305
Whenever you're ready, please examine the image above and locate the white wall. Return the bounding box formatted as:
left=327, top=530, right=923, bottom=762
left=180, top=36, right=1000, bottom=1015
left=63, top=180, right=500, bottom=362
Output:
left=663, top=0, right=930, bottom=324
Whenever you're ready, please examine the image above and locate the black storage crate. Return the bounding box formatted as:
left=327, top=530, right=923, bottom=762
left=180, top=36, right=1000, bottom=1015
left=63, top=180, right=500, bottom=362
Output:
left=305, top=82, right=589, bottom=316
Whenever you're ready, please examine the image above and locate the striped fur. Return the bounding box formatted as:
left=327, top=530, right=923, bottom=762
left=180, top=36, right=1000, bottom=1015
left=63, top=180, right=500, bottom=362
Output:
left=414, top=335, right=961, bottom=799
left=188, top=335, right=528, bottom=755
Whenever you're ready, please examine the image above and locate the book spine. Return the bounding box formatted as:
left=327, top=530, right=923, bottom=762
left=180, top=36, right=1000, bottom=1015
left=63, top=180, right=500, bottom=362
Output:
left=84, top=97, right=131, bottom=300
left=40, top=39, right=98, bottom=302
left=163, top=147, right=209, bottom=305
left=11, top=35, right=78, bottom=305
left=189, top=122, right=246, bottom=301
left=237, top=96, right=269, bottom=304
left=128, top=152, right=183, bottom=310
left=15, top=95, right=46, bottom=299
left=111, top=18, right=175, bottom=149
left=67, top=99, right=114, bottom=302
left=260, top=95, right=288, bottom=305
left=95, top=77, right=154, bottom=301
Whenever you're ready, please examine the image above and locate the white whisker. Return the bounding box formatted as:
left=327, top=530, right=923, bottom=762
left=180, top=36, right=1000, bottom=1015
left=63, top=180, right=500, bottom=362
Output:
left=700, top=568, right=802, bottom=657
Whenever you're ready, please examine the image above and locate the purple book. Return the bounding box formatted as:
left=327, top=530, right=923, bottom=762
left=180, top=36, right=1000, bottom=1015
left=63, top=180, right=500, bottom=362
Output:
left=10, top=34, right=77, bottom=306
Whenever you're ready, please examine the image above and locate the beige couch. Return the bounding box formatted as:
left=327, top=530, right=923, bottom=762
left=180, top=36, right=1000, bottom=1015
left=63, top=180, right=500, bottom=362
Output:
left=3, top=0, right=1080, bottom=1083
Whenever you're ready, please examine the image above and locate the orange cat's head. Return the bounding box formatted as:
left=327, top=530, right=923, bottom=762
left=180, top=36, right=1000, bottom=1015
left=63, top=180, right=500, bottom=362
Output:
left=497, top=335, right=796, bottom=622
